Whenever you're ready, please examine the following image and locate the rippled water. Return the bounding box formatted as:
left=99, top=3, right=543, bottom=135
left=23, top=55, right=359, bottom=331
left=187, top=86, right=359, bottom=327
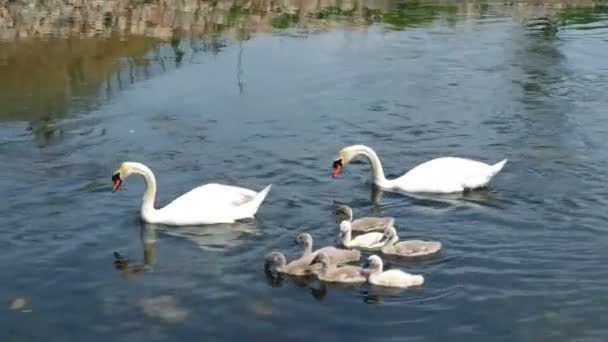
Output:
left=2, top=1, right=608, bottom=341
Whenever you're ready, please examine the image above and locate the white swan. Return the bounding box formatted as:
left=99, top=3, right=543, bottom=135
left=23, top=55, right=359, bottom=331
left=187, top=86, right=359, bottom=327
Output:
left=111, top=162, right=272, bottom=225
left=365, top=255, right=424, bottom=288
left=296, top=233, right=361, bottom=265
left=332, top=144, right=507, bottom=193
left=336, top=204, right=395, bottom=233
left=339, top=220, right=387, bottom=250
left=308, top=252, right=367, bottom=284
left=381, top=227, right=442, bottom=257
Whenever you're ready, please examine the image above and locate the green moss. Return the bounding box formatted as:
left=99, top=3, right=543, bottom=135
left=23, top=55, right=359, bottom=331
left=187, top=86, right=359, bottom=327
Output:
left=227, top=5, right=250, bottom=25
left=271, top=14, right=299, bottom=29
left=380, top=1, right=438, bottom=29
left=555, top=5, right=608, bottom=26
left=315, top=6, right=355, bottom=20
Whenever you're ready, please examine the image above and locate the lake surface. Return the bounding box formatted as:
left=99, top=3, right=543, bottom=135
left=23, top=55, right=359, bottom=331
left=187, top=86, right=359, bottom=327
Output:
left=2, top=0, right=608, bottom=341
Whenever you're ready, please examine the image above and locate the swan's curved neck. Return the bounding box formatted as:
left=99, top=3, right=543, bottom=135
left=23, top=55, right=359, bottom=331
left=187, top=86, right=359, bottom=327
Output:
left=340, top=227, right=352, bottom=245
left=345, top=207, right=354, bottom=221
left=302, top=243, right=313, bottom=256
left=128, top=163, right=159, bottom=220
left=349, top=145, right=390, bottom=188
left=370, top=263, right=383, bottom=275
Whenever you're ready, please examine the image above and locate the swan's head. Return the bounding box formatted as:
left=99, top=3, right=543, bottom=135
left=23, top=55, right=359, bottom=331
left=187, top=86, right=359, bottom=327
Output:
left=111, top=162, right=135, bottom=192
left=332, top=146, right=355, bottom=177
left=365, top=255, right=384, bottom=272
left=332, top=144, right=377, bottom=177
left=309, top=252, right=330, bottom=267
left=382, top=226, right=399, bottom=245
left=295, top=233, right=313, bottom=248
left=335, top=204, right=354, bottom=222
left=265, top=252, right=287, bottom=270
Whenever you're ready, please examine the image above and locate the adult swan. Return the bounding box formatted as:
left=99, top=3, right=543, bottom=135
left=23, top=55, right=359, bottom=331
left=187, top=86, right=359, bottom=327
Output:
left=111, top=162, right=272, bottom=225
left=331, top=145, right=507, bottom=193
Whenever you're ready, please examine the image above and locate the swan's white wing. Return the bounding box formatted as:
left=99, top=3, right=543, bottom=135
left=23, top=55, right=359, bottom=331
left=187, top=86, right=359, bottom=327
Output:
left=155, top=183, right=262, bottom=225
left=395, top=157, right=501, bottom=193
left=162, top=183, right=257, bottom=210
left=374, top=269, right=424, bottom=288
left=351, top=232, right=385, bottom=247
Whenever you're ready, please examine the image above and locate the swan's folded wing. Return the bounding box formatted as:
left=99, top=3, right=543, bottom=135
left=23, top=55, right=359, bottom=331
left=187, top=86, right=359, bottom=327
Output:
left=376, top=269, right=424, bottom=287
left=330, top=266, right=366, bottom=283
left=351, top=217, right=395, bottom=232
left=351, top=232, right=385, bottom=248
left=314, top=246, right=361, bottom=264
left=394, top=240, right=442, bottom=256
left=162, top=183, right=258, bottom=210
left=396, top=157, right=497, bottom=193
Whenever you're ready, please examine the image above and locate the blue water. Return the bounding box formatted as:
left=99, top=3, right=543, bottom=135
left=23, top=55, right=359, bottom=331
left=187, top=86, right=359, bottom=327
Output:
left=2, top=1, right=608, bottom=341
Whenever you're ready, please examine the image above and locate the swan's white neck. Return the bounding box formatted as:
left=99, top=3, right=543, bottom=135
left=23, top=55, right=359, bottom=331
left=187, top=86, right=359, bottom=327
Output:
left=368, top=261, right=383, bottom=276
left=303, top=243, right=313, bottom=256
left=347, top=145, right=391, bottom=188
left=340, top=226, right=352, bottom=245
left=127, top=162, right=159, bottom=222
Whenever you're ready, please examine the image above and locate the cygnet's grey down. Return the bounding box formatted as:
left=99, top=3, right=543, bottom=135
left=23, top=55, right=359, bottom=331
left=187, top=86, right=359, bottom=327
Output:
left=296, top=233, right=360, bottom=265
left=264, top=251, right=318, bottom=276
left=364, top=255, right=424, bottom=288
left=308, top=252, right=368, bottom=284
left=381, top=227, right=442, bottom=257
left=336, top=204, right=395, bottom=233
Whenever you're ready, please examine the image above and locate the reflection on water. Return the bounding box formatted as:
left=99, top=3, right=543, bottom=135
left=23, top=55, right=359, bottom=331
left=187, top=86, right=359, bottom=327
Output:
left=0, top=36, right=159, bottom=121
left=113, top=224, right=157, bottom=278
left=2, top=0, right=607, bottom=41
left=153, top=220, right=262, bottom=251
left=114, top=220, right=262, bottom=279
left=2, top=0, right=608, bottom=341
left=1, top=0, right=607, bottom=145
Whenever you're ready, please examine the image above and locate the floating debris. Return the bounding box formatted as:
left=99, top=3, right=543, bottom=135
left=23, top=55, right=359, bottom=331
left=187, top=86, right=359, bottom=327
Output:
left=252, top=302, right=272, bottom=318
left=10, top=298, right=26, bottom=311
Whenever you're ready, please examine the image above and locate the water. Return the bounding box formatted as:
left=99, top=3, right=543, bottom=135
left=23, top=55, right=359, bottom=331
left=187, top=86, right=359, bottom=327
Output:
left=2, top=1, right=608, bottom=341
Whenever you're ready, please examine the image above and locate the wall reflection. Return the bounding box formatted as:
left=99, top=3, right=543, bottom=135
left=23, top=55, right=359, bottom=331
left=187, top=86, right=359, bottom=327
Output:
left=3, top=0, right=606, bottom=42
left=1, top=0, right=606, bottom=131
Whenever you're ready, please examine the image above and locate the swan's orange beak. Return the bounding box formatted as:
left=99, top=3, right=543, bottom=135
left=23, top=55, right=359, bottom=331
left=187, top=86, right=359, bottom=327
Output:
left=332, top=160, right=343, bottom=177
left=112, top=173, right=122, bottom=192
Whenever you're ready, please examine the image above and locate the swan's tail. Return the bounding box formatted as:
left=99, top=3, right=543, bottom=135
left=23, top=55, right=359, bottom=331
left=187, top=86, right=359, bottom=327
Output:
left=411, top=275, right=425, bottom=287
left=242, top=184, right=272, bottom=217
left=490, top=159, right=508, bottom=176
